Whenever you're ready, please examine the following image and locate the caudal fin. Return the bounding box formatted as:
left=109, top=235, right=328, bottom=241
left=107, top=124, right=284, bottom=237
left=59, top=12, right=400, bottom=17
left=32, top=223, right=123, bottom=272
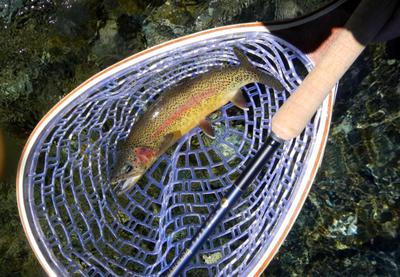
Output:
left=233, top=46, right=284, bottom=91
left=260, top=72, right=285, bottom=91
left=233, top=47, right=254, bottom=69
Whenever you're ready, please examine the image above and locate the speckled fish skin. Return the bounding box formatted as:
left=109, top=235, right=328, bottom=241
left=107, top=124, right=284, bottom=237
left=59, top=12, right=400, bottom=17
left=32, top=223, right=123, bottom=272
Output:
left=111, top=48, right=284, bottom=194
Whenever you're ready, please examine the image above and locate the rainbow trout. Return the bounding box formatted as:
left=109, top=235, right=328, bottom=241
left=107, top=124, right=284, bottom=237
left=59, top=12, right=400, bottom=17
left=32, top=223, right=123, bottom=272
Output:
left=111, top=48, right=284, bottom=194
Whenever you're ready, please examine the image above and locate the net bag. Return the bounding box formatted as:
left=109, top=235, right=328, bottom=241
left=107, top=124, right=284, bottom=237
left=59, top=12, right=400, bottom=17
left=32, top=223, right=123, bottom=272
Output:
left=17, top=25, right=336, bottom=276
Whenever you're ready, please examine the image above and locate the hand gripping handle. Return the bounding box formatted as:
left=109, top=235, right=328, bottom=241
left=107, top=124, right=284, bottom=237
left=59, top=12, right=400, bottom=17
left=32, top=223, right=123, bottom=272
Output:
left=272, top=0, right=397, bottom=140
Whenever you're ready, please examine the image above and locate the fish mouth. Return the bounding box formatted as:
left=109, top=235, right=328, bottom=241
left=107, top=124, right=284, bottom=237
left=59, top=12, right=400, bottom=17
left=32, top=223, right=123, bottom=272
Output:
left=113, top=175, right=142, bottom=195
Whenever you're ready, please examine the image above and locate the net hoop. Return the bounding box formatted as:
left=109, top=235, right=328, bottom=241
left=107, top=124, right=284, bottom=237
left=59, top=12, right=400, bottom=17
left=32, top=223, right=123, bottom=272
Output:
left=17, top=22, right=336, bottom=276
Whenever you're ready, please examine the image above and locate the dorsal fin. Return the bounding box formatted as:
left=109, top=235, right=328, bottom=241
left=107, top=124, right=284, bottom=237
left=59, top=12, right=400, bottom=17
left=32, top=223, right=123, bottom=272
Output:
left=233, top=47, right=254, bottom=69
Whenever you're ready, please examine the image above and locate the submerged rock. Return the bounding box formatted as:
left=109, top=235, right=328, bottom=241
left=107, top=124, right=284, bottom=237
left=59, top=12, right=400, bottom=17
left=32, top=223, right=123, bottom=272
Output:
left=274, top=0, right=331, bottom=20
left=0, top=0, right=24, bottom=23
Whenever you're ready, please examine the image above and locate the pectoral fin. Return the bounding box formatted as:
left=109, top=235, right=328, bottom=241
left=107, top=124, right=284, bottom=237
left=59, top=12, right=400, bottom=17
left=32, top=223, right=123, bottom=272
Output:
left=199, top=119, right=215, bottom=139
left=232, top=90, right=249, bottom=111
left=159, top=131, right=181, bottom=153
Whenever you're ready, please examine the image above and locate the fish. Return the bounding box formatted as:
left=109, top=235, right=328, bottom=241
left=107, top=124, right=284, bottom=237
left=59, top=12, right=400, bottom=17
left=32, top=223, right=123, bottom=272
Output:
left=111, top=47, right=284, bottom=194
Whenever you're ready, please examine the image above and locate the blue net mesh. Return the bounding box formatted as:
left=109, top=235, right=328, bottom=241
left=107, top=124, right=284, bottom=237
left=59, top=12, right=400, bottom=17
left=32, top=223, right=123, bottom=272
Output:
left=22, top=32, right=321, bottom=276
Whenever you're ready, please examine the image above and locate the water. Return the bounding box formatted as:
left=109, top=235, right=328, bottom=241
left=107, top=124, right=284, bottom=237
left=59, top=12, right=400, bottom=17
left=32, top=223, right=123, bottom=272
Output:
left=0, top=0, right=399, bottom=276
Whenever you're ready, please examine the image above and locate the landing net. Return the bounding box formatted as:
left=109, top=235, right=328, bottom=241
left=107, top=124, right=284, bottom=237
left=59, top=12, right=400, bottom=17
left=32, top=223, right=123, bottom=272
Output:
left=20, top=32, right=321, bottom=276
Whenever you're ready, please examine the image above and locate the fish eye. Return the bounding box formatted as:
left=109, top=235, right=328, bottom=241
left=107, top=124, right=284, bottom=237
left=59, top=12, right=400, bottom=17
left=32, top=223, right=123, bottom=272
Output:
left=122, top=163, right=133, bottom=174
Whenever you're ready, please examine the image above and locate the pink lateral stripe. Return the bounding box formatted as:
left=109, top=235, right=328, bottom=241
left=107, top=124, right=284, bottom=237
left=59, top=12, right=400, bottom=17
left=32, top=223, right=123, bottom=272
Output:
left=150, top=88, right=216, bottom=139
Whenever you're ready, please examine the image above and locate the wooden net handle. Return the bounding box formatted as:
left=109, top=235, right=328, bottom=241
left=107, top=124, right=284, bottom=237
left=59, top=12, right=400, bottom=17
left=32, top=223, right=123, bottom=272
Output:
left=272, top=0, right=397, bottom=140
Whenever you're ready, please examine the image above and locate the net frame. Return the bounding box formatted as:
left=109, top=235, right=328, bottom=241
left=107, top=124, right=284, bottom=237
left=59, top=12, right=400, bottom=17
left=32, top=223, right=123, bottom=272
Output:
left=17, top=23, right=336, bottom=277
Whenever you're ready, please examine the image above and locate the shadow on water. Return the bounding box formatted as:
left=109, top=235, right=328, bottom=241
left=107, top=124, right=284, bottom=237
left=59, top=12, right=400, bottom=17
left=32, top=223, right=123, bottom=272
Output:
left=0, top=129, right=4, bottom=180
left=0, top=128, right=44, bottom=275
left=0, top=130, right=25, bottom=183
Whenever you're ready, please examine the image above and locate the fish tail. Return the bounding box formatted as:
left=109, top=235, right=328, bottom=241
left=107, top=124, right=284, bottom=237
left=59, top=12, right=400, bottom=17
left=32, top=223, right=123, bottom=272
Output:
left=258, top=71, right=285, bottom=91
left=233, top=46, right=284, bottom=91
left=233, top=46, right=254, bottom=69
